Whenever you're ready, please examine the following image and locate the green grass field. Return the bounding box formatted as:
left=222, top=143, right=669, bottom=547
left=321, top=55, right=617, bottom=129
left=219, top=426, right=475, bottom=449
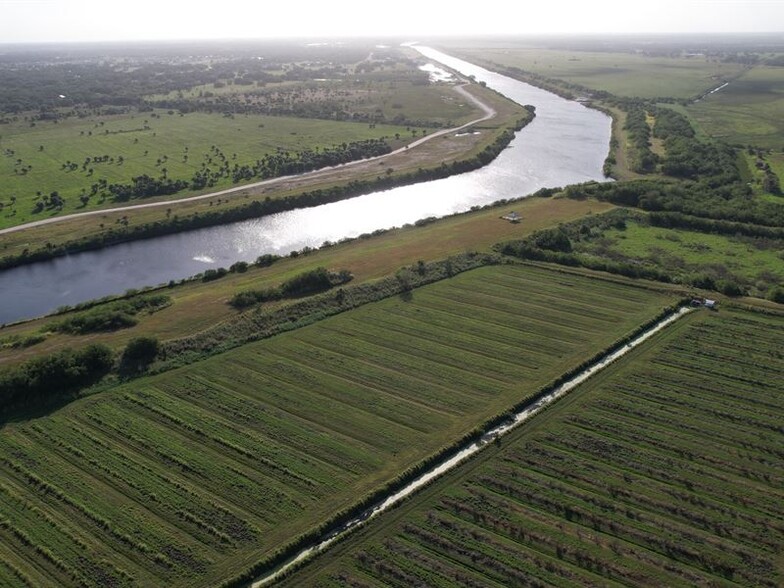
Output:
left=452, top=48, right=746, bottom=99
left=577, top=220, right=784, bottom=296
left=279, top=308, right=784, bottom=587
left=0, top=265, right=675, bottom=587
left=686, top=65, right=784, bottom=149
left=0, top=110, right=417, bottom=230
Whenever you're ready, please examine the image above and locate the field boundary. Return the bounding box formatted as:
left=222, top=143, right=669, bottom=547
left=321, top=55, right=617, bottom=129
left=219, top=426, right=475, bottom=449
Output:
left=220, top=300, right=691, bottom=587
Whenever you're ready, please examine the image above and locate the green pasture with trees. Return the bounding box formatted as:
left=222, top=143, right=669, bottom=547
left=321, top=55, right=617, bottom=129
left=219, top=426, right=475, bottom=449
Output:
left=0, top=264, right=676, bottom=587
left=278, top=308, right=784, bottom=588
left=0, top=41, right=484, bottom=230
left=0, top=111, right=414, bottom=229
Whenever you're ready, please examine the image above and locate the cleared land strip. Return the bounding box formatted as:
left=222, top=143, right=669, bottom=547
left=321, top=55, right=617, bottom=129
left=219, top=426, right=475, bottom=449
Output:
left=0, top=265, right=675, bottom=587
left=276, top=307, right=784, bottom=588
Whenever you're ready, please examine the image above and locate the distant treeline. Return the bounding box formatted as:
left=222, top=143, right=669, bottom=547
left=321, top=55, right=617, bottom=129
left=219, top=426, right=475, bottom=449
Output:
left=0, top=114, right=533, bottom=271
left=0, top=44, right=370, bottom=114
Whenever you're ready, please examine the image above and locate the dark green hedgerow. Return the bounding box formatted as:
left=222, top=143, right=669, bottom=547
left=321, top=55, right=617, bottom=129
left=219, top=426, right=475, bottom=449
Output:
left=0, top=344, right=114, bottom=416
left=229, top=268, right=354, bottom=309
left=47, top=293, right=171, bottom=334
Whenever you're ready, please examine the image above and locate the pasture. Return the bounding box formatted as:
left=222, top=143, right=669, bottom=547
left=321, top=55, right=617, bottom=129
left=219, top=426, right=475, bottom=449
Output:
left=577, top=220, right=784, bottom=296
left=686, top=65, right=784, bottom=149
left=279, top=308, right=784, bottom=588
left=0, top=110, right=414, bottom=230
left=452, top=47, right=746, bottom=99
left=0, top=264, right=676, bottom=587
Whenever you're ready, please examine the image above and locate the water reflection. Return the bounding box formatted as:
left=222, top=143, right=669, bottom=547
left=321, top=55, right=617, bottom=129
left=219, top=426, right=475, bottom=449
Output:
left=0, top=47, right=611, bottom=324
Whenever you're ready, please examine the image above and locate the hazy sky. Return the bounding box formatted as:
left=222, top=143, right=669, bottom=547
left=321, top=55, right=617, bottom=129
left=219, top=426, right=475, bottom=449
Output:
left=1, top=0, right=783, bottom=43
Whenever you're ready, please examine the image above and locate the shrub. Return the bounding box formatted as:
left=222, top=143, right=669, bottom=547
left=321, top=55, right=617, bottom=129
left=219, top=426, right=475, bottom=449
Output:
left=120, top=337, right=160, bottom=375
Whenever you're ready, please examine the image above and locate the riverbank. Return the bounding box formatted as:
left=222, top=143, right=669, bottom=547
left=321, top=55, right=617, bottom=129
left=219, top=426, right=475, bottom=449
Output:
left=0, top=82, right=525, bottom=270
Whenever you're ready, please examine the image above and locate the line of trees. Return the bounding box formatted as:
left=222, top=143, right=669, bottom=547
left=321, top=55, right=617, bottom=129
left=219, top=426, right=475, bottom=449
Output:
left=0, top=344, right=114, bottom=416
left=1, top=113, right=533, bottom=271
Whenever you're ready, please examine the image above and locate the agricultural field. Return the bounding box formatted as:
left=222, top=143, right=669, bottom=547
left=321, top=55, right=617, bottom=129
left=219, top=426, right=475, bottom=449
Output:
left=0, top=264, right=677, bottom=587
left=575, top=220, right=784, bottom=297
left=686, top=65, right=784, bottom=149
left=449, top=47, right=746, bottom=99
left=279, top=308, right=784, bottom=588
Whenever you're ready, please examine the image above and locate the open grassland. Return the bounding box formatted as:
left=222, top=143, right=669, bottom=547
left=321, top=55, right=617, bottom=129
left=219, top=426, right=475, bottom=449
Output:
left=450, top=48, right=746, bottom=99
left=687, top=65, right=784, bottom=149
left=0, top=265, right=676, bottom=587
left=0, top=110, right=414, bottom=230
left=0, top=195, right=613, bottom=368
left=578, top=220, right=784, bottom=294
left=0, top=82, right=522, bottom=255
left=279, top=308, right=784, bottom=588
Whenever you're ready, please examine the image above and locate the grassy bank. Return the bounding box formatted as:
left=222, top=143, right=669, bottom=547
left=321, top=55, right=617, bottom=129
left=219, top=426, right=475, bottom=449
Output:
left=0, top=195, right=611, bottom=368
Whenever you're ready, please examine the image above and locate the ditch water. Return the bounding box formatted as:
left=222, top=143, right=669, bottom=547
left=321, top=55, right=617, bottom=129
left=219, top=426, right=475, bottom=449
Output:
left=0, top=47, right=611, bottom=324
left=250, top=306, right=694, bottom=586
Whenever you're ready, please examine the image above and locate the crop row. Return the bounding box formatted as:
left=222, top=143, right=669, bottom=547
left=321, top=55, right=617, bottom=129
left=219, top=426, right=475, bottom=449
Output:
left=278, top=308, right=784, bottom=588
left=0, top=265, right=675, bottom=586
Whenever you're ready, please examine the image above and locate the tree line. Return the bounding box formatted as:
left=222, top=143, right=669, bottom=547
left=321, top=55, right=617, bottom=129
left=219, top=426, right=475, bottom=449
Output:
left=2, top=113, right=533, bottom=271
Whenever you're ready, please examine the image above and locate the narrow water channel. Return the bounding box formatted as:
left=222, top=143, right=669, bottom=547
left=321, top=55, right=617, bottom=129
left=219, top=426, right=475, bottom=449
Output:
left=0, top=47, right=611, bottom=324
left=250, top=307, right=693, bottom=586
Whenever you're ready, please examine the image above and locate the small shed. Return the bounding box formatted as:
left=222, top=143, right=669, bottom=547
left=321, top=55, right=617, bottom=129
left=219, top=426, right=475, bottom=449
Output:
left=704, top=299, right=717, bottom=310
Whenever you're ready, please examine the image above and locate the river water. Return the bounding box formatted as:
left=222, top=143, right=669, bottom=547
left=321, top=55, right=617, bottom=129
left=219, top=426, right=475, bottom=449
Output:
left=0, top=47, right=610, bottom=324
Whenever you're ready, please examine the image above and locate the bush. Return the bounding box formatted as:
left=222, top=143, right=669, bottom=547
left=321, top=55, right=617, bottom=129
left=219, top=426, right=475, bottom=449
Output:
left=0, top=344, right=113, bottom=413
left=49, top=294, right=171, bottom=334
left=120, top=337, right=160, bottom=375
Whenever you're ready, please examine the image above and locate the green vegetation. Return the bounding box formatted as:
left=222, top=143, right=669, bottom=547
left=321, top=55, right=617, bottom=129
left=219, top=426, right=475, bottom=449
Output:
left=687, top=65, right=784, bottom=149
left=452, top=47, right=746, bottom=99
left=47, top=294, right=171, bottom=335
left=0, top=344, right=113, bottom=416
left=499, top=208, right=784, bottom=298
left=0, top=112, right=411, bottom=228
left=230, top=267, right=353, bottom=309
left=0, top=265, right=676, bottom=587
left=278, top=308, right=784, bottom=588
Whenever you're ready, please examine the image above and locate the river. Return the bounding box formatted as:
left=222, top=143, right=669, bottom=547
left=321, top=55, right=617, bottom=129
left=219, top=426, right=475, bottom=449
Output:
left=0, top=47, right=611, bottom=324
